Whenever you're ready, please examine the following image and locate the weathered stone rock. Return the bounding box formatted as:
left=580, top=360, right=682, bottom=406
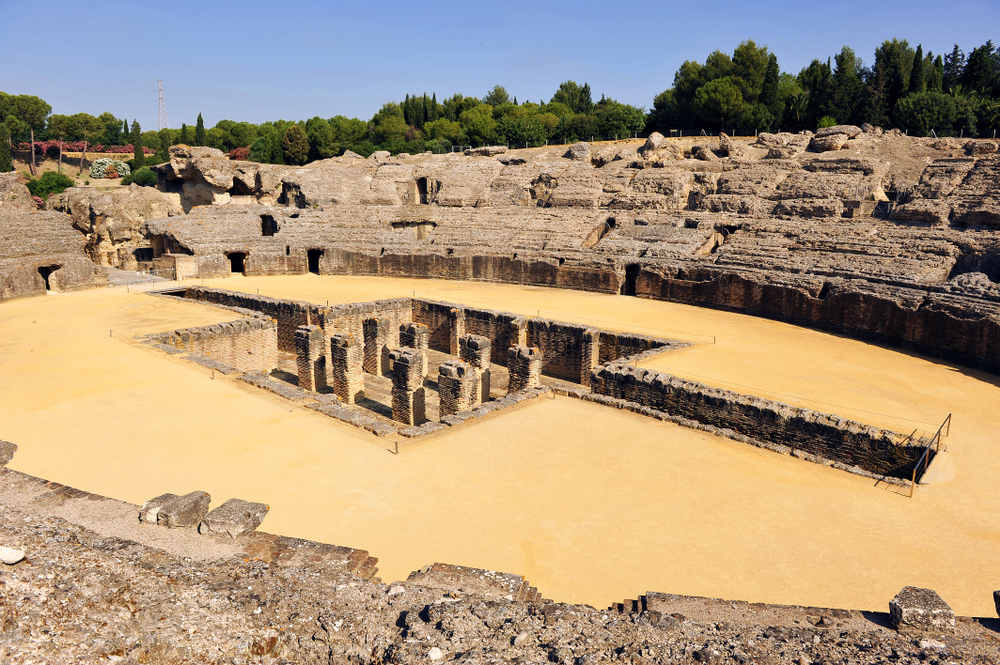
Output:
left=692, top=145, right=719, bottom=161
left=199, top=498, right=269, bottom=539
left=370, top=150, right=391, bottom=161
left=994, top=589, right=1000, bottom=618
left=0, top=440, right=16, bottom=466
left=140, top=491, right=211, bottom=529
left=0, top=172, right=34, bottom=210
left=497, top=155, right=527, bottom=166
left=810, top=134, right=849, bottom=152
left=341, top=149, right=364, bottom=159
left=0, top=546, right=25, bottom=564
left=464, top=146, right=507, bottom=157
left=966, top=140, right=998, bottom=156
left=816, top=125, right=862, bottom=139
left=718, top=133, right=745, bottom=158
left=861, top=123, right=882, bottom=135
left=888, top=586, right=955, bottom=632
left=566, top=142, right=591, bottom=162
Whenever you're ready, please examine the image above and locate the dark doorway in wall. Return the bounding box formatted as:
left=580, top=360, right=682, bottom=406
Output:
left=261, top=214, right=279, bottom=236
left=151, top=234, right=165, bottom=258
left=37, top=265, right=60, bottom=291
left=620, top=264, right=640, bottom=296
left=307, top=249, right=323, bottom=274
left=417, top=178, right=429, bottom=204
left=228, top=252, right=246, bottom=274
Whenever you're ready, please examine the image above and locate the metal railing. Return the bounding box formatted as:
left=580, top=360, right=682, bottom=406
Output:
left=910, top=413, right=952, bottom=498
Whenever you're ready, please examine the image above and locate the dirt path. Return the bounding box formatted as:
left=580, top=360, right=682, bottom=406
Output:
left=1, top=275, right=997, bottom=616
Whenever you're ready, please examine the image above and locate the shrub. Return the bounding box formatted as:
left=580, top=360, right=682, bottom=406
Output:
left=817, top=116, right=838, bottom=129
left=89, top=157, right=130, bottom=179
left=122, top=166, right=156, bottom=187
left=229, top=146, right=250, bottom=161
left=26, top=171, right=75, bottom=199
left=31, top=195, right=45, bottom=208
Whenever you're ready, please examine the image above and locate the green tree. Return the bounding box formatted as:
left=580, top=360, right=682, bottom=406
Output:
left=369, top=103, right=408, bottom=146
left=195, top=113, right=206, bottom=146
left=458, top=104, right=497, bottom=145
left=6, top=95, right=51, bottom=175
left=829, top=46, right=864, bottom=125
left=281, top=125, right=310, bottom=165
left=929, top=55, right=945, bottom=93
left=179, top=123, right=190, bottom=144
left=759, top=53, right=782, bottom=118
left=594, top=99, right=645, bottom=139
left=961, top=41, right=1000, bottom=95
left=909, top=44, right=926, bottom=94
left=943, top=45, right=965, bottom=91
left=693, top=77, right=745, bottom=130
left=895, top=91, right=957, bottom=135
left=131, top=120, right=145, bottom=169
left=798, top=59, right=833, bottom=129
left=731, top=40, right=770, bottom=104
left=482, top=85, right=511, bottom=107
left=97, top=112, right=124, bottom=145
left=493, top=116, right=547, bottom=147
left=550, top=81, right=593, bottom=114
left=156, top=128, right=171, bottom=163
left=0, top=123, right=11, bottom=172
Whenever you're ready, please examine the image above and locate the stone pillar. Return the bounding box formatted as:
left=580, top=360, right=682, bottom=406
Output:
left=507, top=345, right=542, bottom=393
left=448, top=307, right=465, bottom=355
left=390, top=348, right=426, bottom=426
left=438, top=360, right=478, bottom=417
left=363, top=316, right=396, bottom=376
left=459, top=334, right=491, bottom=405
left=509, top=317, right=528, bottom=351
left=330, top=333, right=364, bottom=405
left=580, top=329, right=600, bottom=387
left=295, top=325, right=328, bottom=392
left=399, top=323, right=430, bottom=377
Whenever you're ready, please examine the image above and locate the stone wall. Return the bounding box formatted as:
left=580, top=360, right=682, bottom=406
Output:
left=590, top=363, right=924, bottom=478
left=526, top=320, right=600, bottom=384
left=635, top=266, right=1000, bottom=374
left=143, top=317, right=278, bottom=373
left=183, top=287, right=322, bottom=353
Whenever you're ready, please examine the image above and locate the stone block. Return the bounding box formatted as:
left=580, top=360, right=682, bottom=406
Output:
left=994, top=590, right=1000, bottom=618
left=140, top=491, right=211, bottom=529
left=363, top=316, right=395, bottom=375
left=508, top=345, right=542, bottom=393
left=199, top=498, right=269, bottom=539
left=889, top=586, right=955, bottom=632
left=330, top=333, right=364, bottom=404
left=390, top=347, right=426, bottom=425
left=438, top=359, right=479, bottom=416
left=0, top=440, right=17, bottom=466
left=399, top=322, right=430, bottom=376
left=294, top=325, right=327, bottom=392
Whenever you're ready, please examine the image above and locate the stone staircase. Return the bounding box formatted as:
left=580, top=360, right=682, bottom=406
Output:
left=406, top=563, right=546, bottom=602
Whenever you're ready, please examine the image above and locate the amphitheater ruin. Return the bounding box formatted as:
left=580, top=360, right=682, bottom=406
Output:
left=2, top=128, right=1000, bottom=662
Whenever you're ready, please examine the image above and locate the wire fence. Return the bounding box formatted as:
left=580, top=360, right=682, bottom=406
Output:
left=909, top=413, right=952, bottom=498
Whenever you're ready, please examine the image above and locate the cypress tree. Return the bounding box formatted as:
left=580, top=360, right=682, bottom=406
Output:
left=929, top=55, right=945, bottom=93
left=131, top=120, right=145, bottom=169
left=195, top=113, right=206, bottom=146
left=122, top=119, right=130, bottom=144
left=179, top=123, right=190, bottom=145
left=0, top=123, right=12, bottom=172
left=909, top=45, right=926, bottom=94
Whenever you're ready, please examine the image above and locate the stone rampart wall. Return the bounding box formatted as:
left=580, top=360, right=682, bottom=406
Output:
left=597, top=331, right=669, bottom=366
left=144, top=317, right=278, bottom=372
left=527, top=319, right=597, bottom=383
left=590, top=363, right=924, bottom=478
left=635, top=266, right=1000, bottom=374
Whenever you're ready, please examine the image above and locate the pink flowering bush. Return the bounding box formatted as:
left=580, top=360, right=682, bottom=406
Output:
left=16, top=141, right=155, bottom=155
left=229, top=146, right=250, bottom=160
left=31, top=196, right=45, bottom=208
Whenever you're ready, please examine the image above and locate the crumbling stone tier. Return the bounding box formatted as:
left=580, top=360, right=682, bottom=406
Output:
left=0, top=458, right=998, bottom=663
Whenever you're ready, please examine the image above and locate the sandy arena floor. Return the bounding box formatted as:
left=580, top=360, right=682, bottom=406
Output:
left=0, top=274, right=997, bottom=617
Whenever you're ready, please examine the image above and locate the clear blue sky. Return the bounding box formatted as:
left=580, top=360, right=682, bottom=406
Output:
left=2, top=0, right=997, bottom=130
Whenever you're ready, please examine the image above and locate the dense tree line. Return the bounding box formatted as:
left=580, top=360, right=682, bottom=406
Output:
left=2, top=37, right=998, bottom=172
left=648, top=39, right=1000, bottom=137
